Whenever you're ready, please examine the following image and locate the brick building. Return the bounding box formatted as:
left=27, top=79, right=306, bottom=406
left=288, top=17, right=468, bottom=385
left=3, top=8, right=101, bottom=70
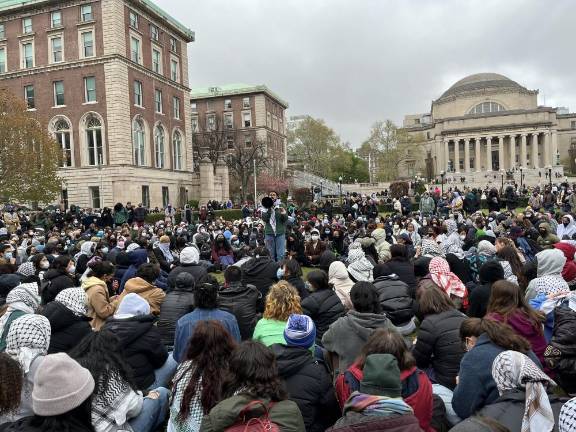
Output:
left=0, top=0, right=226, bottom=208
left=190, top=84, right=289, bottom=177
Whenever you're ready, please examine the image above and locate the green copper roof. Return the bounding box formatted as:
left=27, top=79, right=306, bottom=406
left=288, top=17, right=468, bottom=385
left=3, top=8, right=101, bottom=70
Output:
left=0, top=0, right=195, bottom=42
left=191, top=83, right=289, bottom=108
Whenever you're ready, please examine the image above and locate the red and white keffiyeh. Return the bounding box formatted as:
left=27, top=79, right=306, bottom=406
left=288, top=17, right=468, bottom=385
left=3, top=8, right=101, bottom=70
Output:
left=429, top=257, right=467, bottom=299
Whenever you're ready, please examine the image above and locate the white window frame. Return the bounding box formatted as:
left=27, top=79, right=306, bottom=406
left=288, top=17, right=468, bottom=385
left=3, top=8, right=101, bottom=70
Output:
left=154, top=124, right=166, bottom=168
left=130, top=32, right=142, bottom=64
left=207, top=114, right=216, bottom=131
left=191, top=102, right=197, bottom=113
left=170, top=56, right=179, bottom=82
left=89, top=186, right=101, bottom=208
left=82, top=113, right=105, bottom=167
left=242, top=111, right=252, bottom=128
left=0, top=24, right=5, bottom=40
left=224, top=112, right=233, bottom=129
left=53, top=80, right=65, bottom=107
left=0, top=46, right=6, bottom=74
left=224, top=98, right=232, bottom=110
left=134, top=80, right=143, bottom=107
left=132, top=116, right=147, bottom=166
left=172, top=129, right=183, bottom=170
left=151, top=45, right=162, bottom=74
left=81, top=4, right=93, bottom=22
left=84, top=76, right=96, bottom=103
left=50, top=116, right=74, bottom=168
left=172, top=96, right=180, bottom=119
left=51, top=11, right=62, bottom=28
left=24, top=85, right=34, bottom=109
left=150, top=24, right=159, bottom=41
left=48, top=34, right=64, bottom=64
left=191, top=116, right=198, bottom=132
left=242, top=97, right=250, bottom=109
left=129, top=10, right=138, bottom=29
left=22, top=17, right=33, bottom=34
left=244, top=134, right=252, bottom=147
left=154, top=89, right=163, bottom=113
left=20, top=39, right=35, bottom=69
left=78, top=28, right=95, bottom=59
left=170, top=37, right=177, bottom=53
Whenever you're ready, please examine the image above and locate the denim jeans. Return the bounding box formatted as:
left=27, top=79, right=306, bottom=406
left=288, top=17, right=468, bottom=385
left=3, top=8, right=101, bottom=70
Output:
left=433, top=384, right=461, bottom=426
left=265, top=233, right=286, bottom=262
left=148, top=353, right=178, bottom=390
left=128, top=387, right=170, bottom=432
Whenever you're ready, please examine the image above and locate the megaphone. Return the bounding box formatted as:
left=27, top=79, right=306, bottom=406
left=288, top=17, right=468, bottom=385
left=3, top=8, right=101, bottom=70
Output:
left=261, top=196, right=274, bottom=209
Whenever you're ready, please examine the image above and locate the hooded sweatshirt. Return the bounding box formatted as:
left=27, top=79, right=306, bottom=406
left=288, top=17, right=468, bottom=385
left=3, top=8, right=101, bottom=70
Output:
left=329, top=261, right=354, bottom=310
left=525, top=248, right=570, bottom=300
left=82, top=276, right=116, bottom=330
left=322, top=310, right=395, bottom=373
left=371, top=228, right=391, bottom=262
left=116, top=277, right=165, bottom=315
left=554, top=242, right=576, bottom=286
left=537, top=222, right=560, bottom=249
left=557, top=215, right=576, bottom=239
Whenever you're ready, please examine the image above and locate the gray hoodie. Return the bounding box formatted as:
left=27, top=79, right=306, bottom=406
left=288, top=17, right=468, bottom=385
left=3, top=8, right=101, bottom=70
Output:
left=321, top=310, right=395, bottom=374
left=525, top=248, right=569, bottom=300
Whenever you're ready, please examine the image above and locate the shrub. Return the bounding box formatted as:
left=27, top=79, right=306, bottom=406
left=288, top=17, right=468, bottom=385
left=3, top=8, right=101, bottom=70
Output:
left=389, top=181, right=409, bottom=198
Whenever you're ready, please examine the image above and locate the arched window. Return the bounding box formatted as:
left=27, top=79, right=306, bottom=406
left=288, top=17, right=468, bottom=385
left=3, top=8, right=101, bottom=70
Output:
left=133, top=118, right=146, bottom=166
left=154, top=125, right=165, bottom=168
left=53, top=118, right=72, bottom=167
left=173, top=130, right=182, bottom=170
left=468, top=102, right=505, bottom=115
left=86, top=115, right=103, bottom=165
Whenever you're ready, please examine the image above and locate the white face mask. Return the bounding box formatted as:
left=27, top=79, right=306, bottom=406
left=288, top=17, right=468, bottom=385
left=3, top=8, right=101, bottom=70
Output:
left=311, top=234, right=320, bottom=241
left=40, top=260, right=49, bottom=269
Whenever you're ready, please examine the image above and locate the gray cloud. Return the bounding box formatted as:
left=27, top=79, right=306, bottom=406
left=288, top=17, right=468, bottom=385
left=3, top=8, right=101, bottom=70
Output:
left=158, top=0, right=576, bottom=146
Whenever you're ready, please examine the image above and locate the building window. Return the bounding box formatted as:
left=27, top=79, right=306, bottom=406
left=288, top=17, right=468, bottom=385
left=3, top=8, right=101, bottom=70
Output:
left=51, top=11, right=62, bottom=28
left=224, top=113, right=233, bottom=129
left=242, top=97, right=250, bottom=108
left=54, top=118, right=72, bottom=167
left=133, top=118, right=146, bottom=166
left=172, top=96, right=180, bottom=119
left=206, top=100, right=214, bottom=111
left=224, top=99, right=232, bottom=110
left=226, top=135, right=234, bottom=149
left=170, top=59, right=178, bottom=82
left=22, top=42, right=34, bottom=69
left=170, top=37, right=177, bottom=53
left=61, top=189, right=68, bottom=210
left=191, top=102, right=197, bottom=113
left=468, top=101, right=505, bottom=115
left=0, top=48, right=6, bottom=73
left=267, top=112, right=271, bottom=128
left=150, top=25, right=159, bottom=41
left=244, top=135, right=252, bottom=147
left=24, top=85, right=34, bottom=109
left=130, top=36, right=141, bottom=63
left=191, top=117, right=198, bottom=132
left=22, top=18, right=32, bottom=34
left=152, top=48, right=161, bottom=74
left=81, top=4, right=93, bottom=22
left=571, top=121, right=576, bottom=130
left=207, top=114, right=216, bottom=131
left=89, top=186, right=100, bottom=208
left=134, top=80, right=143, bottom=106
left=53, top=81, right=65, bottom=106
left=86, top=115, right=103, bottom=166
left=81, top=31, right=94, bottom=57
left=154, top=125, right=165, bottom=168
left=141, top=186, right=150, bottom=208
left=84, top=76, right=96, bottom=103
left=243, top=112, right=251, bottom=128
left=162, top=186, right=169, bottom=207
left=154, top=89, right=163, bottom=113
left=0, top=24, right=5, bottom=39
left=50, top=36, right=63, bottom=63
left=173, top=131, right=182, bottom=170
left=129, top=11, right=138, bottom=29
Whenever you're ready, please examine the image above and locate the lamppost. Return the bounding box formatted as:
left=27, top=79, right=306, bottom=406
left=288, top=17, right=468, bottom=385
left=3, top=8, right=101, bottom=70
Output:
left=338, top=175, right=343, bottom=206
left=320, top=181, right=323, bottom=199
left=519, top=167, right=524, bottom=190
left=440, top=170, right=445, bottom=194
left=500, top=170, right=504, bottom=193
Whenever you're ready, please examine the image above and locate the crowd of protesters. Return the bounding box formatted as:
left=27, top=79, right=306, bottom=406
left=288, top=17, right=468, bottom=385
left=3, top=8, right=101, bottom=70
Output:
left=0, top=180, right=576, bottom=431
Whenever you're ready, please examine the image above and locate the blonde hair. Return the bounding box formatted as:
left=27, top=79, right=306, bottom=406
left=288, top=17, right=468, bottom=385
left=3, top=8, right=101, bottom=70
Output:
left=263, top=281, right=302, bottom=321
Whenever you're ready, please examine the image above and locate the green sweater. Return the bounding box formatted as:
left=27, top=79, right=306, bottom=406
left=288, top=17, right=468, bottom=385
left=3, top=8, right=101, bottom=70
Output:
left=261, top=207, right=288, bottom=236
left=252, top=318, right=287, bottom=346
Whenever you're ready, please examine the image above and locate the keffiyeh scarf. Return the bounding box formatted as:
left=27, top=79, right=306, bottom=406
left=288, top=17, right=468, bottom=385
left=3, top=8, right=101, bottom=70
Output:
left=0, top=283, right=40, bottom=343
left=158, top=241, right=174, bottom=264
left=492, top=350, right=556, bottom=432
left=347, top=242, right=374, bottom=282
left=429, top=257, right=467, bottom=299
left=441, top=220, right=465, bottom=259
left=16, top=261, right=35, bottom=277
left=5, top=314, right=50, bottom=373
left=559, top=397, right=576, bottom=432
left=421, top=238, right=444, bottom=258
left=56, top=287, right=88, bottom=316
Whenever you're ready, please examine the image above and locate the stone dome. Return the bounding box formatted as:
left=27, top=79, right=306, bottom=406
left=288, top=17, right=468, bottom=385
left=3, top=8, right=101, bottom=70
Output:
left=438, top=73, right=527, bottom=100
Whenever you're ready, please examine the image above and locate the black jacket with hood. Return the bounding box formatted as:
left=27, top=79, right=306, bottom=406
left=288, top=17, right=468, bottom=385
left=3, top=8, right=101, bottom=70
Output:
left=371, top=273, right=415, bottom=327
left=301, top=289, right=345, bottom=345
left=241, top=256, right=279, bottom=300
left=157, top=272, right=196, bottom=347
left=218, top=281, right=261, bottom=340
left=41, top=300, right=92, bottom=354
left=40, top=268, right=75, bottom=305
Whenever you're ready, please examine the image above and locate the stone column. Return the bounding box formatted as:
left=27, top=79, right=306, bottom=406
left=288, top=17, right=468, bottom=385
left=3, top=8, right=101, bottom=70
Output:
left=532, top=133, right=539, bottom=168
left=486, top=137, right=492, bottom=171
left=520, top=134, right=527, bottom=168
left=509, top=134, right=516, bottom=169
left=543, top=131, right=551, bottom=167
left=551, top=130, right=558, bottom=166
left=475, top=137, right=481, bottom=172
left=454, top=139, right=460, bottom=173
left=464, top=138, right=470, bottom=172
left=444, top=138, right=450, bottom=172
left=498, top=136, right=505, bottom=170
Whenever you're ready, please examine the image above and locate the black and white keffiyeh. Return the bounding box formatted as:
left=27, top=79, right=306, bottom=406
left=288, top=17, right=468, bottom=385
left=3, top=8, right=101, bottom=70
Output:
left=5, top=314, right=50, bottom=373
left=346, top=241, right=373, bottom=282
left=16, top=262, right=35, bottom=277
left=55, top=287, right=88, bottom=316
left=559, top=397, right=576, bottom=432
left=421, top=238, right=444, bottom=258
left=0, top=283, right=40, bottom=344
left=492, top=350, right=556, bottom=432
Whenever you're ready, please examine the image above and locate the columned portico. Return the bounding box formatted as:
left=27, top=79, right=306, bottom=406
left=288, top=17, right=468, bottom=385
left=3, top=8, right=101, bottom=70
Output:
left=454, top=139, right=460, bottom=173
left=520, top=134, right=527, bottom=168
left=464, top=138, right=470, bottom=172
left=475, top=138, right=481, bottom=172
left=532, top=133, right=539, bottom=168
left=486, top=137, right=492, bottom=171
left=509, top=135, right=516, bottom=169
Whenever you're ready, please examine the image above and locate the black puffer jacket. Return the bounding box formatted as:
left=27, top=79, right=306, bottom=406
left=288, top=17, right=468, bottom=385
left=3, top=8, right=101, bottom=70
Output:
left=271, top=344, right=339, bottom=432
left=286, top=275, right=308, bottom=300
left=218, top=281, right=261, bottom=340
left=301, top=289, right=345, bottom=345
left=41, top=301, right=92, bottom=354
left=241, top=257, right=279, bottom=300
left=167, top=263, right=207, bottom=289
left=41, top=268, right=75, bottom=305
left=373, top=258, right=417, bottom=297
left=103, top=314, right=168, bottom=390
left=412, top=309, right=466, bottom=390
left=372, top=275, right=414, bottom=326
left=157, top=287, right=195, bottom=347
left=546, top=304, right=576, bottom=393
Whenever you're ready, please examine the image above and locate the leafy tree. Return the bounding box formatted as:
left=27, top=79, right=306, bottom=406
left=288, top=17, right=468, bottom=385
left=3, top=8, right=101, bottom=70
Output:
left=0, top=90, right=61, bottom=203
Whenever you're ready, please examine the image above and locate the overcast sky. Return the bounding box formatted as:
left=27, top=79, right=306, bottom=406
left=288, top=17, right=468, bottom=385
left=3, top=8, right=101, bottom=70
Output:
left=158, top=0, right=576, bottom=147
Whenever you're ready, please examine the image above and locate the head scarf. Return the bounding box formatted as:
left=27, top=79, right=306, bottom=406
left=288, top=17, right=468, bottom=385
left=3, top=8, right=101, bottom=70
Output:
left=157, top=240, right=174, bottom=264
left=75, top=241, right=95, bottom=261
left=55, top=288, right=88, bottom=316
left=441, top=219, right=464, bottom=258
left=478, top=240, right=496, bottom=256
left=421, top=238, right=444, bottom=258
left=428, top=257, right=467, bottom=299
left=6, top=314, right=51, bottom=373
left=559, top=397, right=576, bottom=432
left=0, top=282, right=40, bottom=342
left=492, top=350, right=555, bottom=432
left=17, top=261, right=36, bottom=277
left=347, top=241, right=374, bottom=282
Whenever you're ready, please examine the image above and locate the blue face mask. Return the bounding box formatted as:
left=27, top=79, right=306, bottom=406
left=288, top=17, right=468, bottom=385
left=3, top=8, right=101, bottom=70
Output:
left=4, top=252, right=12, bottom=260
left=276, top=268, right=284, bottom=280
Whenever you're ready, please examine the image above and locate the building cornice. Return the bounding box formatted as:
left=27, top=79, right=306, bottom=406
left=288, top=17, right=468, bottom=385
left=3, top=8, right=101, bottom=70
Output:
left=435, top=107, right=556, bottom=122
left=439, top=121, right=554, bottom=136
left=432, top=87, right=538, bottom=107
left=191, top=85, right=289, bottom=108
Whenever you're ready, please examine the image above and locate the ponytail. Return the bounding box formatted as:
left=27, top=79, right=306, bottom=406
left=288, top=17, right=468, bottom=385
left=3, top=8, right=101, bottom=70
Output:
left=460, top=317, right=531, bottom=353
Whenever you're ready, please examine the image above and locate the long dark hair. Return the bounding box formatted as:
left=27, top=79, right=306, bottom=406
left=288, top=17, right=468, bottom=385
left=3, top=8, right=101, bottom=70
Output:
left=306, top=269, right=333, bottom=291
left=223, top=341, right=287, bottom=401
left=69, top=330, right=138, bottom=394
left=0, top=353, right=22, bottom=417
left=356, top=328, right=416, bottom=371
left=460, top=317, right=531, bottom=353
left=176, top=321, right=237, bottom=419
left=487, top=280, right=544, bottom=333
left=29, top=398, right=94, bottom=432
left=496, top=245, right=527, bottom=286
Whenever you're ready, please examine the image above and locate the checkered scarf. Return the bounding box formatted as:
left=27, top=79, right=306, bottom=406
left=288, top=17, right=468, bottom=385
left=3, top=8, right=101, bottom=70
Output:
left=16, top=261, right=36, bottom=277
left=5, top=314, right=50, bottom=373
left=559, top=397, right=576, bottom=432
left=492, top=350, right=556, bottom=432
left=429, top=257, right=467, bottom=299
left=0, top=283, right=40, bottom=345
left=421, top=238, right=444, bottom=258
left=55, top=287, right=88, bottom=316
left=347, top=242, right=374, bottom=282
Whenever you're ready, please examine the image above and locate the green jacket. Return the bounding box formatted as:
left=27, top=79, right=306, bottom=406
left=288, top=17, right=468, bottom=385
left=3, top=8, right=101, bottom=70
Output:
left=200, top=394, right=305, bottom=432
left=113, top=208, right=128, bottom=225
left=262, top=207, right=288, bottom=236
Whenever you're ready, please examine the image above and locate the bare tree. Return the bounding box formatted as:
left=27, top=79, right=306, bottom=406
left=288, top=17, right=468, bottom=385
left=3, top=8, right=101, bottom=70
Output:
left=226, top=133, right=269, bottom=203
left=192, top=112, right=232, bottom=172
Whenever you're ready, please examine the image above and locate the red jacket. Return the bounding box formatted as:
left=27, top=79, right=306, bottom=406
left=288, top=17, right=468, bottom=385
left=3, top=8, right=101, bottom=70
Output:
left=554, top=243, right=576, bottom=285
left=335, top=363, right=434, bottom=432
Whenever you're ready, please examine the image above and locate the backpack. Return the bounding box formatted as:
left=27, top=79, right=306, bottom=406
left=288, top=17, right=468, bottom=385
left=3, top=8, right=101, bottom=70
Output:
left=224, top=400, right=280, bottom=432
